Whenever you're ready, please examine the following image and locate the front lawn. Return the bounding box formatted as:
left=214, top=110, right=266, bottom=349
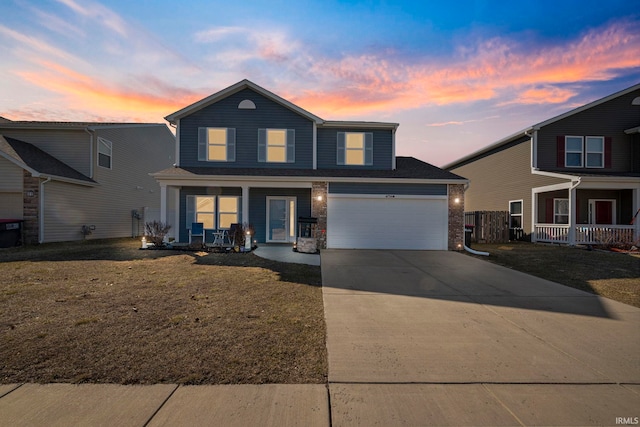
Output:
left=466, top=242, right=640, bottom=308
left=0, top=239, right=327, bottom=385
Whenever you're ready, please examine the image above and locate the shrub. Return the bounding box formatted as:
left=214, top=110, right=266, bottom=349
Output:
left=145, top=221, right=172, bottom=246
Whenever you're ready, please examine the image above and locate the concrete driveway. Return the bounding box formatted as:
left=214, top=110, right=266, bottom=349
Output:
left=321, top=250, right=640, bottom=426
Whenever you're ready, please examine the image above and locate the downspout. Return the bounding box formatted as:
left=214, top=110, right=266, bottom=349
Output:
left=568, top=177, right=581, bottom=245
left=39, top=177, right=52, bottom=244
left=84, top=128, right=95, bottom=179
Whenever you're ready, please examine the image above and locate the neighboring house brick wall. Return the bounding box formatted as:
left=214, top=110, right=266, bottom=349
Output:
left=448, top=184, right=465, bottom=250
left=23, top=171, right=39, bottom=244
left=450, top=139, right=563, bottom=234
left=179, top=88, right=314, bottom=169
left=311, top=181, right=327, bottom=249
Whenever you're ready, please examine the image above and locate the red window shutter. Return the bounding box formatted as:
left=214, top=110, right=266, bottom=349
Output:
left=604, top=137, right=612, bottom=168
left=557, top=136, right=565, bottom=167
left=545, top=199, right=554, bottom=223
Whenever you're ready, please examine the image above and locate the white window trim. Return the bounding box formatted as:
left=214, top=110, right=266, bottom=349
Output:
left=585, top=136, right=605, bottom=169
left=186, top=195, right=217, bottom=230
left=565, top=136, right=583, bottom=168
left=97, top=137, right=112, bottom=169
left=553, top=198, right=569, bottom=225
left=345, top=132, right=366, bottom=166
left=207, top=128, right=228, bottom=162
left=509, top=199, right=523, bottom=229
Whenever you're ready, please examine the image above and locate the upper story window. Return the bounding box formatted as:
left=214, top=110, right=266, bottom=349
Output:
left=565, top=136, right=583, bottom=167
left=558, top=135, right=611, bottom=169
left=97, top=137, right=112, bottom=169
left=258, top=129, right=295, bottom=163
left=337, top=132, right=373, bottom=166
left=585, top=136, right=604, bottom=168
left=198, top=127, right=236, bottom=162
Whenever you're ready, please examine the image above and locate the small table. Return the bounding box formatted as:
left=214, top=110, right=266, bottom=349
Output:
left=212, top=230, right=227, bottom=246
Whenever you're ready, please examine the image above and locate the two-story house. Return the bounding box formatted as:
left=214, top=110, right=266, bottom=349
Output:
left=444, top=83, right=640, bottom=246
left=0, top=119, right=175, bottom=244
left=153, top=79, right=467, bottom=250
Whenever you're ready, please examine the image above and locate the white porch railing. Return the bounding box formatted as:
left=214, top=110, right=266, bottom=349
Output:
left=534, top=224, right=570, bottom=243
left=534, top=224, right=637, bottom=245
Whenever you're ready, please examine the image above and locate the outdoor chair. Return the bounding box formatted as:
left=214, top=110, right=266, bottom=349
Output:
left=189, top=222, right=204, bottom=245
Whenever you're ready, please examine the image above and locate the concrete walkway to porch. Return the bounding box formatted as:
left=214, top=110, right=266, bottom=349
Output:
left=253, top=244, right=321, bottom=266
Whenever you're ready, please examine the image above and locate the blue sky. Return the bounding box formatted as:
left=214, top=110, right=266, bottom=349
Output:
left=0, top=0, right=638, bottom=166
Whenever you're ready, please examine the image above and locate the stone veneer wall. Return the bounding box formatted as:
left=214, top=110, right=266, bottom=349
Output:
left=23, top=170, right=40, bottom=245
left=311, top=181, right=328, bottom=249
left=448, top=183, right=465, bottom=251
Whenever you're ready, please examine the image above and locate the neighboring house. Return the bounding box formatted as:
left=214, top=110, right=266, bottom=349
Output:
left=444, top=84, right=640, bottom=246
left=0, top=119, right=175, bottom=244
left=153, top=79, right=467, bottom=250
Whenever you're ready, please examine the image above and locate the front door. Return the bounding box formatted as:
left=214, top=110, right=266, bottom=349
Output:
left=589, top=200, right=615, bottom=224
left=266, top=197, right=297, bottom=242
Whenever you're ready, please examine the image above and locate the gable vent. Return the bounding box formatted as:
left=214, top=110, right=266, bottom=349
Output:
left=238, top=99, right=256, bottom=109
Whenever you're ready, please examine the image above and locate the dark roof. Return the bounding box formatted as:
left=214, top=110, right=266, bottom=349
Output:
left=0, top=135, right=96, bottom=184
left=154, top=156, right=466, bottom=181
left=0, top=120, right=164, bottom=130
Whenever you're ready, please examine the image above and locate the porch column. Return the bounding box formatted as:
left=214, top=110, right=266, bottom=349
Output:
left=568, top=186, right=577, bottom=245
left=160, top=183, right=167, bottom=224
left=531, top=190, right=538, bottom=243
left=634, top=187, right=640, bottom=242
left=242, top=186, right=249, bottom=227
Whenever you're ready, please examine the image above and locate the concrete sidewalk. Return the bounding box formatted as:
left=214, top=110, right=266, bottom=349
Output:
left=0, top=384, right=329, bottom=427
left=322, top=249, right=640, bottom=426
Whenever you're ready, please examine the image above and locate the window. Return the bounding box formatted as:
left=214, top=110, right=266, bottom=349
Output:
left=258, top=129, right=294, bottom=163
left=186, top=195, right=239, bottom=230
left=565, top=136, right=583, bottom=167
left=198, top=127, right=236, bottom=162
left=554, top=199, right=569, bottom=224
left=218, top=196, right=239, bottom=229
left=337, top=132, right=373, bottom=165
left=509, top=200, right=523, bottom=228
left=97, top=137, right=112, bottom=169
left=186, top=196, right=216, bottom=229
left=585, top=136, right=604, bottom=168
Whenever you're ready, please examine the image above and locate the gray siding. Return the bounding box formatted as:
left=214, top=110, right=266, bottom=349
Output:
left=41, top=125, right=174, bottom=242
left=450, top=139, right=564, bottom=234
left=249, top=188, right=311, bottom=243
left=537, top=87, right=640, bottom=172
left=317, top=127, right=393, bottom=170
left=180, top=88, right=314, bottom=169
left=329, top=182, right=447, bottom=195
left=0, top=129, right=91, bottom=177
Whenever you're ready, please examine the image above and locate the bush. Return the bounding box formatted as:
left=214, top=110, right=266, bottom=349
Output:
left=145, top=221, right=171, bottom=246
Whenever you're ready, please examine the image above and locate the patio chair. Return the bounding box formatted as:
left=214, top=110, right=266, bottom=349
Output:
left=189, top=222, right=204, bottom=245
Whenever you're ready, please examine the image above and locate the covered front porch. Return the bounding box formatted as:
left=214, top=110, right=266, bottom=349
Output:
left=531, top=178, right=640, bottom=246
left=157, top=176, right=327, bottom=246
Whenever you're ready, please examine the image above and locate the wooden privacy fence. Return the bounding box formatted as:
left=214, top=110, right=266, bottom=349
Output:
left=465, top=211, right=510, bottom=243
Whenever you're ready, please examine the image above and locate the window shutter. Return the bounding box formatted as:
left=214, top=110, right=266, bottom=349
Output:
left=227, top=128, right=236, bottom=162
left=545, top=199, right=554, bottom=224
left=364, top=133, right=373, bottom=165
left=337, top=132, right=345, bottom=165
left=186, top=195, right=195, bottom=229
left=556, top=136, right=565, bottom=167
left=258, top=129, right=266, bottom=162
left=198, top=128, right=207, bottom=161
left=604, top=137, right=612, bottom=168
left=286, top=129, right=295, bottom=163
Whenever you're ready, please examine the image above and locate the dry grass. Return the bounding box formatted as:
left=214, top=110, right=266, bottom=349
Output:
left=0, top=239, right=327, bottom=385
left=466, top=242, right=640, bottom=308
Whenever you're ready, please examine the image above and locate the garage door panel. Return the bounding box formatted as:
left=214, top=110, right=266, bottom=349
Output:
left=327, top=196, right=447, bottom=250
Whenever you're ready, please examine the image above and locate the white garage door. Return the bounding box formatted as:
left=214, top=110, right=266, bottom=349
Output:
left=327, top=195, right=448, bottom=250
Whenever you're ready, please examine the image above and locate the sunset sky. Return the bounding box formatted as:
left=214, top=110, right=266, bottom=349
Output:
left=1, top=0, right=639, bottom=166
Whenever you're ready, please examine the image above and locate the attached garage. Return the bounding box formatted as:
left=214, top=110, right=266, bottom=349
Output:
left=326, top=183, right=449, bottom=250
